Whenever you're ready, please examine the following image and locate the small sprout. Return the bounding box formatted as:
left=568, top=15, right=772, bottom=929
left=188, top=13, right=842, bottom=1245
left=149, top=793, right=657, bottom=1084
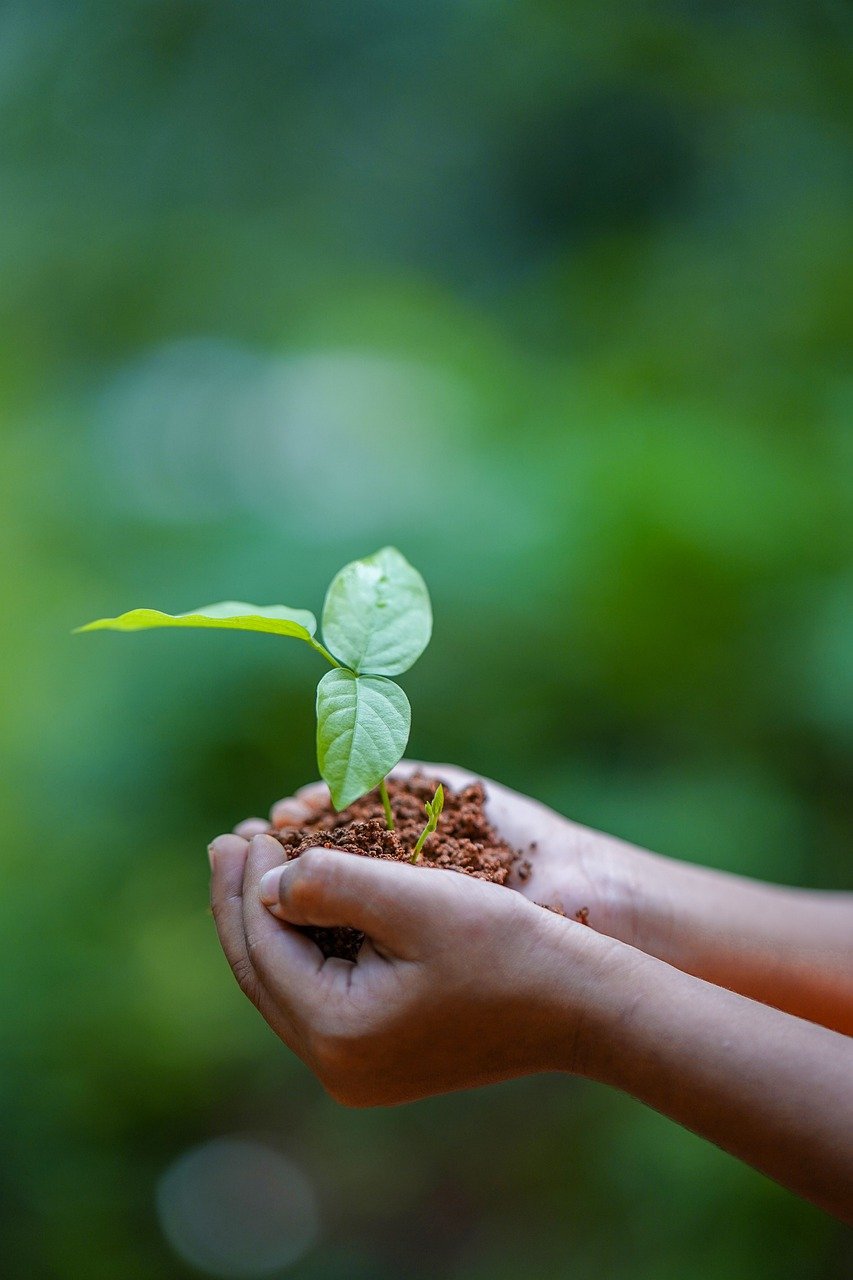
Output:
left=76, top=547, right=432, bottom=816
left=410, top=784, right=444, bottom=863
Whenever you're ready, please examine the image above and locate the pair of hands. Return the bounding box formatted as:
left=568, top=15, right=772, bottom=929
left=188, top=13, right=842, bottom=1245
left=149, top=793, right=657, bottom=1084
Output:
left=209, top=764, right=853, bottom=1219
left=208, top=762, right=619, bottom=1105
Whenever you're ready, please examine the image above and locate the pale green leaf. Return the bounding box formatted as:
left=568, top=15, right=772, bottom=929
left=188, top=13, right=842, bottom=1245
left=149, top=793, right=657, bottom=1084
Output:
left=321, top=546, right=432, bottom=676
left=429, top=783, right=445, bottom=819
left=75, top=601, right=318, bottom=642
left=316, top=669, right=411, bottom=810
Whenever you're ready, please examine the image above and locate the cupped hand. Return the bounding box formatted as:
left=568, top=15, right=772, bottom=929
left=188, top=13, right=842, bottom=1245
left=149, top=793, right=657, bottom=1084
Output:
left=229, top=760, right=642, bottom=945
left=208, top=832, right=603, bottom=1105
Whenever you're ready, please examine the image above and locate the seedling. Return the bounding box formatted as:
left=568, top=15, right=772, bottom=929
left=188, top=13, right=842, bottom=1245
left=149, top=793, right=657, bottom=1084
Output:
left=411, top=784, right=444, bottom=863
left=76, top=547, right=433, bottom=824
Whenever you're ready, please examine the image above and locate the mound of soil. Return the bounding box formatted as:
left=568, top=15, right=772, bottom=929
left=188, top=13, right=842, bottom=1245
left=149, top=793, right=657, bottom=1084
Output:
left=270, top=773, right=524, bottom=960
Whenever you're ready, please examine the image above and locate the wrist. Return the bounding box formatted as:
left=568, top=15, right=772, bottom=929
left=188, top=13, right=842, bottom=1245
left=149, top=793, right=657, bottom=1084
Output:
left=526, top=906, right=643, bottom=1079
left=568, top=821, right=673, bottom=955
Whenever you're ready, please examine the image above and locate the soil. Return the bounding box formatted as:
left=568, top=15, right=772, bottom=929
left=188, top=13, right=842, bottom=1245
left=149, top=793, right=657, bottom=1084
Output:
left=270, top=773, right=525, bottom=960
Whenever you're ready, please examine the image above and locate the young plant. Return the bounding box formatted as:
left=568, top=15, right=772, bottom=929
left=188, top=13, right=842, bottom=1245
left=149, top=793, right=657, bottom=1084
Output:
left=76, top=547, right=432, bottom=817
left=411, top=783, right=444, bottom=863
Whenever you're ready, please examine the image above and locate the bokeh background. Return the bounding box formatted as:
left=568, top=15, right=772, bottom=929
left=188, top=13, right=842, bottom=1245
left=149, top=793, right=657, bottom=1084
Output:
left=2, top=1, right=851, bottom=1276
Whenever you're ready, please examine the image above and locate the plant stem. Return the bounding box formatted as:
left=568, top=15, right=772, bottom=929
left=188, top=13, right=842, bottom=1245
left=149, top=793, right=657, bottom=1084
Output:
left=309, top=637, right=343, bottom=668
left=411, top=826, right=429, bottom=862
left=379, top=777, right=394, bottom=830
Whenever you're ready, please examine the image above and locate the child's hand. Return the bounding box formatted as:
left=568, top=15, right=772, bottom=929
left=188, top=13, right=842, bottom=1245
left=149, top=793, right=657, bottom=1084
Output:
left=224, top=760, right=853, bottom=1034
left=230, top=760, right=623, bottom=937
left=208, top=832, right=605, bottom=1106
left=210, top=768, right=853, bottom=1218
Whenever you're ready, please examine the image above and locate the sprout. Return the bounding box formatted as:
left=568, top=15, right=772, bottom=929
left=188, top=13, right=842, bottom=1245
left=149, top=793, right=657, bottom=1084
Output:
left=411, top=784, right=445, bottom=863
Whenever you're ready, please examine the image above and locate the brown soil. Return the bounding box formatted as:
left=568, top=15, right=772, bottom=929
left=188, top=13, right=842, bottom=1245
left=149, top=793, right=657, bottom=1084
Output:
left=270, top=773, right=523, bottom=960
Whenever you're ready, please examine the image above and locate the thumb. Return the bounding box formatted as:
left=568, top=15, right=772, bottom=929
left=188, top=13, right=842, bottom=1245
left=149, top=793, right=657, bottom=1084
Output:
left=258, top=846, right=452, bottom=957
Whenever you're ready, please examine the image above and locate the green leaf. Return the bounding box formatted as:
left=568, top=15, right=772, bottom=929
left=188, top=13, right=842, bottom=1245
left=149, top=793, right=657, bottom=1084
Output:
left=321, top=546, right=432, bottom=676
left=316, top=669, right=411, bottom=810
left=75, top=601, right=318, bottom=642
left=428, top=783, right=445, bottom=820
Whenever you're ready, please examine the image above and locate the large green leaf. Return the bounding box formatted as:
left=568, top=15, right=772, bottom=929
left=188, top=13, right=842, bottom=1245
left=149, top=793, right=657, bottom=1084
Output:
left=316, top=669, right=411, bottom=809
left=321, top=546, right=432, bottom=676
left=75, top=601, right=318, bottom=641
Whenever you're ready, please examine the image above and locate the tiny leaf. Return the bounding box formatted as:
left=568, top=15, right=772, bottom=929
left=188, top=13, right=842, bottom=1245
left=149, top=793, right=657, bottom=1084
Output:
left=411, top=783, right=445, bottom=862
left=321, top=546, right=432, bottom=676
left=316, top=669, right=411, bottom=810
left=75, top=602, right=318, bottom=642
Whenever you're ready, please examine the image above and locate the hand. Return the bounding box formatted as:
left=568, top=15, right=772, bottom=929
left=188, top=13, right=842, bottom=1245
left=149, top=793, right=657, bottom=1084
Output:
left=230, top=760, right=648, bottom=947
left=210, top=773, right=853, bottom=1216
left=224, top=761, right=853, bottom=1033
left=208, top=832, right=606, bottom=1105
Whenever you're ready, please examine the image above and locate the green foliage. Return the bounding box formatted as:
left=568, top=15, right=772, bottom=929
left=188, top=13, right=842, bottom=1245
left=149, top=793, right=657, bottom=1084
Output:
left=77, top=549, right=431, bottom=811
left=316, top=670, right=411, bottom=810
left=75, top=602, right=318, bottom=641
left=322, top=545, right=432, bottom=677
left=411, top=783, right=444, bottom=862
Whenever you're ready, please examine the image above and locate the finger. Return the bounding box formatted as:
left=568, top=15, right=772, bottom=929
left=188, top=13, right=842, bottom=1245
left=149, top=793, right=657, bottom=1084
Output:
left=258, top=846, right=462, bottom=959
left=269, top=781, right=329, bottom=829
left=269, top=798, right=310, bottom=828
left=233, top=817, right=271, bottom=839
left=241, top=835, right=323, bottom=1003
left=208, top=834, right=259, bottom=1000
left=295, top=780, right=331, bottom=809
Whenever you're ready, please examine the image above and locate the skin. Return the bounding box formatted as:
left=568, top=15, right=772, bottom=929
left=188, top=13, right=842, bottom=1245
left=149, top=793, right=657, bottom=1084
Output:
left=209, top=761, right=853, bottom=1223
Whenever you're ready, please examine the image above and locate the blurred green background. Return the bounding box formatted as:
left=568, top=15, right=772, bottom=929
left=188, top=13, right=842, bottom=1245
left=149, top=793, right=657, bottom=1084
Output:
left=1, top=1, right=851, bottom=1276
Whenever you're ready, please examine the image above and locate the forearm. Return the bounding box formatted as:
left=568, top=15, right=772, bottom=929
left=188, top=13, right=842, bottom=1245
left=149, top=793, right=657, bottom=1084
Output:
left=546, top=929, right=853, bottom=1221
left=576, top=827, right=853, bottom=1033
left=215, top=817, right=851, bottom=1216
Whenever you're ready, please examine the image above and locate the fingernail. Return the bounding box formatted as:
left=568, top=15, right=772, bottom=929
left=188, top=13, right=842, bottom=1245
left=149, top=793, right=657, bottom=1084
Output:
left=259, top=867, right=282, bottom=904
left=208, top=834, right=245, bottom=867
